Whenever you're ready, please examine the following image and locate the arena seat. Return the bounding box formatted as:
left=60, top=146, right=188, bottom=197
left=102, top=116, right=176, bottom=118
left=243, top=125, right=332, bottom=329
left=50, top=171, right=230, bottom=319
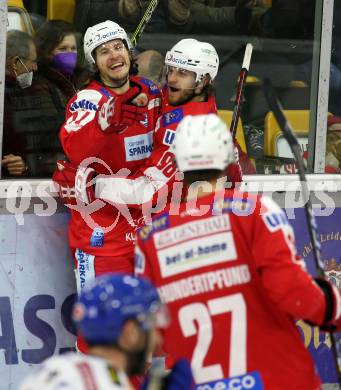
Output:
left=8, top=0, right=34, bottom=34
left=218, top=110, right=247, bottom=154
left=264, top=110, right=309, bottom=158
left=8, top=0, right=24, bottom=7
left=47, top=0, right=75, bottom=22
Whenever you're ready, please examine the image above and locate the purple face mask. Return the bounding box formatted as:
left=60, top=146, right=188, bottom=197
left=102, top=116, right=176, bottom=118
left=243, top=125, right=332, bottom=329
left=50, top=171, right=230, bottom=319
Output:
left=52, top=52, right=77, bottom=75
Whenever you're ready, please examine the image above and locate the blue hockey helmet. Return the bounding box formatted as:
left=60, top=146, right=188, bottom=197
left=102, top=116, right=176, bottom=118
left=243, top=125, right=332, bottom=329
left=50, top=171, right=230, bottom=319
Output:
left=73, top=273, right=164, bottom=345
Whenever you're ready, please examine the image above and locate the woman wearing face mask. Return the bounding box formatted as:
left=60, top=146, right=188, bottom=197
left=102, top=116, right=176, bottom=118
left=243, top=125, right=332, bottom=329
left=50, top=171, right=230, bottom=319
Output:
left=34, top=20, right=85, bottom=106
left=14, top=20, right=86, bottom=177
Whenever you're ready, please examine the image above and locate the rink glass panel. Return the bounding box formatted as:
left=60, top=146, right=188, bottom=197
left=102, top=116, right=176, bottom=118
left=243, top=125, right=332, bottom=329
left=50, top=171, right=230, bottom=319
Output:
left=0, top=1, right=335, bottom=178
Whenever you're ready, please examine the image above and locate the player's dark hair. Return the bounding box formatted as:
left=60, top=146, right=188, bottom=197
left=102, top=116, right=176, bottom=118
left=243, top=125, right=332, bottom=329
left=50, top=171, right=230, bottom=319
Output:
left=198, top=77, right=215, bottom=101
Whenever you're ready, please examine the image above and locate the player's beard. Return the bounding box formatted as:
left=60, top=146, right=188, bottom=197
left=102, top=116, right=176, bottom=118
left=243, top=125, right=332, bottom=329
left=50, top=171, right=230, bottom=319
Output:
left=167, top=85, right=196, bottom=106
left=107, top=70, right=130, bottom=89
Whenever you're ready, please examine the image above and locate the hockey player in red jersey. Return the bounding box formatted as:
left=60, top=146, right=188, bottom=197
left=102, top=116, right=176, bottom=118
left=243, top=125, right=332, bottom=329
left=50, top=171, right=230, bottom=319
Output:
left=135, top=113, right=341, bottom=390
left=75, top=38, right=255, bottom=212
left=53, top=20, right=162, bottom=284
left=52, top=20, right=162, bottom=353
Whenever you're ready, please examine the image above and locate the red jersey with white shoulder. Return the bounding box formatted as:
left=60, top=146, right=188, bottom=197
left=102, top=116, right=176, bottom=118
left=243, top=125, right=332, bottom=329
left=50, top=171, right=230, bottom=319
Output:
left=60, top=76, right=161, bottom=255
left=95, top=94, right=217, bottom=208
left=135, top=189, right=327, bottom=390
left=95, top=93, right=256, bottom=208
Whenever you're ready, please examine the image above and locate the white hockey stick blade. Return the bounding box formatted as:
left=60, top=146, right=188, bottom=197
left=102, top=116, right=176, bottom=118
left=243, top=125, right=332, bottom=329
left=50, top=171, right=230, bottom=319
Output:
left=242, top=43, right=253, bottom=71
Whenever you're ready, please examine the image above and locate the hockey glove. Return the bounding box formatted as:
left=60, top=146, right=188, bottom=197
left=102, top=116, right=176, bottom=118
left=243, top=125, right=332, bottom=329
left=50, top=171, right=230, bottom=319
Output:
left=52, top=160, right=96, bottom=205
left=314, top=278, right=341, bottom=332
left=98, top=86, right=148, bottom=133
left=75, top=165, right=96, bottom=204
left=141, top=358, right=193, bottom=390
left=52, top=160, right=77, bottom=205
left=162, top=359, right=193, bottom=390
left=226, top=144, right=242, bottom=188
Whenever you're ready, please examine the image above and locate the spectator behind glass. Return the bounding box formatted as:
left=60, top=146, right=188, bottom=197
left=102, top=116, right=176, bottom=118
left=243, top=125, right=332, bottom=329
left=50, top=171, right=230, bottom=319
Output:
left=2, top=30, right=38, bottom=177
left=74, top=0, right=167, bottom=34
left=325, top=115, right=341, bottom=173
left=34, top=20, right=83, bottom=106
left=118, top=0, right=268, bottom=34
left=18, top=20, right=86, bottom=177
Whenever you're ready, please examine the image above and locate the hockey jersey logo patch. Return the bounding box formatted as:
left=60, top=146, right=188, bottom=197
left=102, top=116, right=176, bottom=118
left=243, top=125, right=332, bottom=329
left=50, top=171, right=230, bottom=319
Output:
left=163, top=129, right=176, bottom=146
left=75, top=250, right=95, bottom=291
left=90, top=227, right=104, bottom=247
left=212, top=197, right=255, bottom=216
left=140, top=78, right=160, bottom=95
left=195, top=371, right=263, bottom=390
left=70, top=99, right=98, bottom=112
left=154, top=215, right=231, bottom=249
left=138, top=213, right=169, bottom=241
left=134, top=245, right=146, bottom=274
left=162, top=108, right=184, bottom=127
left=124, top=131, right=153, bottom=161
left=157, top=231, right=237, bottom=277
left=262, top=211, right=290, bottom=232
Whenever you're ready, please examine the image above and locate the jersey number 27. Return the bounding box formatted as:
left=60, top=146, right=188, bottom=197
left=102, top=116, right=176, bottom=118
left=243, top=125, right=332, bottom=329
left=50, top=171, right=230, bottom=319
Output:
left=179, top=294, right=246, bottom=384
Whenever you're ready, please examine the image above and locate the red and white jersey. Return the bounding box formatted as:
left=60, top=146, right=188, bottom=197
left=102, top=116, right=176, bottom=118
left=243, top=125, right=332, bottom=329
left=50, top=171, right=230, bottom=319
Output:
left=135, top=189, right=326, bottom=390
left=59, top=76, right=161, bottom=255
left=19, top=353, right=132, bottom=390
left=95, top=93, right=256, bottom=209
left=96, top=95, right=217, bottom=208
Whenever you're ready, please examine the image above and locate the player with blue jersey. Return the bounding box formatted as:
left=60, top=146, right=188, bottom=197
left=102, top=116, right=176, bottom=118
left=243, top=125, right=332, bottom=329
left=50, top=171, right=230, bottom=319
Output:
left=19, top=273, right=193, bottom=390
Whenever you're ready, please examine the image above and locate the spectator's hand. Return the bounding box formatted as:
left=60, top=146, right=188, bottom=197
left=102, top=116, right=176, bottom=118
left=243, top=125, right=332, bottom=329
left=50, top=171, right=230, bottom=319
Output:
left=238, top=0, right=257, bottom=8
left=1, top=154, right=27, bottom=176
left=119, top=0, right=141, bottom=20
left=98, top=86, right=148, bottom=133
left=168, top=0, right=192, bottom=25
left=253, top=0, right=270, bottom=6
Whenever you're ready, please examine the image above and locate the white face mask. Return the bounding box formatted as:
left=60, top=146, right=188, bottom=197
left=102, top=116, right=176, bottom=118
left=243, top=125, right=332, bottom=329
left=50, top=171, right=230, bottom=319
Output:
left=16, top=71, right=33, bottom=88
left=15, top=58, right=33, bottom=88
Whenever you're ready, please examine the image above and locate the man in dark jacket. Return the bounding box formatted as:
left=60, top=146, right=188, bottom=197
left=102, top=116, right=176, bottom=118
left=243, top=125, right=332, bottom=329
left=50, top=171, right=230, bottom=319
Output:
left=4, top=30, right=66, bottom=177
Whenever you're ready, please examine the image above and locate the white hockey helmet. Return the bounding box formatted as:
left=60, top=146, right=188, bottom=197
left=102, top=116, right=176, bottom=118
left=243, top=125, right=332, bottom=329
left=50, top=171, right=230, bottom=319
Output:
left=165, top=38, right=219, bottom=83
left=84, top=20, right=133, bottom=65
left=171, top=114, right=234, bottom=172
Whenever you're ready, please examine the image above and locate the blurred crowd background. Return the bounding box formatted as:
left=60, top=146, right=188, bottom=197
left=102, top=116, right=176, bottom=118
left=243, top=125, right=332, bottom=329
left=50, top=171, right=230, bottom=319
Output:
left=2, top=0, right=341, bottom=177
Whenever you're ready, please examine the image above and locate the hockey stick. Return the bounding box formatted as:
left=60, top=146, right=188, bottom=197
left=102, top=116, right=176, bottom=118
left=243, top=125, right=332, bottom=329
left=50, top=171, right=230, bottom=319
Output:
left=263, top=79, right=324, bottom=273
left=130, top=0, right=160, bottom=47
left=230, top=43, right=253, bottom=140
left=263, top=78, right=341, bottom=384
